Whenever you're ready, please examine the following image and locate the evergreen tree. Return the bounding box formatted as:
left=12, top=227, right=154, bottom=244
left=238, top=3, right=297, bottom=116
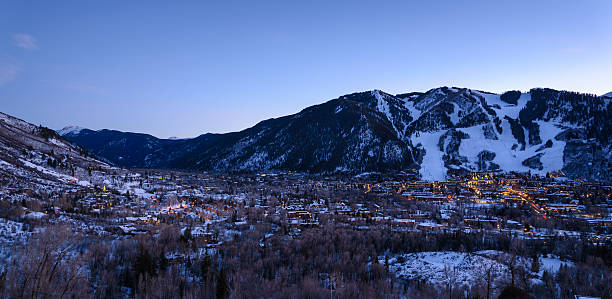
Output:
left=158, top=253, right=168, bottom=273
left=216, top=268, right=229, bottom=299
left=384, top=255, right=389, bottom=271
left=201, top=255, right=212, bottom=281
left=531, top=254, right=540, bottom=273
left=133, top=246, right=156, bottom=277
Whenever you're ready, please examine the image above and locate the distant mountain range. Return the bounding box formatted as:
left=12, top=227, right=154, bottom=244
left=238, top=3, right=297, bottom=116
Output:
left=57, top=87, right=611, bottom=181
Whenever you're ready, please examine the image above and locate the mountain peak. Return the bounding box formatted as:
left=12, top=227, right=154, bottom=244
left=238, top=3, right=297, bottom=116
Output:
left=57, top=87, right=611, bottom=181
left=58, top=125, right=86, bottom=136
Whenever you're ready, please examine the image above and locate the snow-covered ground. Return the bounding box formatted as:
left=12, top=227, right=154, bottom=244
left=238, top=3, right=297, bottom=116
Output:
left=382, top=251, right=509, bottom=289
left=0, top=218, right=29, bottom=259
left=383, top=251, right=575, bottom=290
left=539, top=254, right=574, bottom=274
left=118, top=181, right=154, bottom=198
left=19, top=158, right=77, bottom=181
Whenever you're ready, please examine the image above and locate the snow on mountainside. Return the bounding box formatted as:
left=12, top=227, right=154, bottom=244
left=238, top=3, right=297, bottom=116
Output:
left=407, top=89, right=549, bottom=180
left=58, top=87, right=612, bottom=181
left=57, top=125, right=86, bottom=136
left=359, top=87, right=609, bottom=181
left=0, top=112, right=112, bottom=191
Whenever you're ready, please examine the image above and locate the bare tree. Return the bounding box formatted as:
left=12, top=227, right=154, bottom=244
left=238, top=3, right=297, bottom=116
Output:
left=443, top=265, right=457, bottom=299
left=483, top=263, right=497, bottom=299
left=5, top=225, right=90, bottom=298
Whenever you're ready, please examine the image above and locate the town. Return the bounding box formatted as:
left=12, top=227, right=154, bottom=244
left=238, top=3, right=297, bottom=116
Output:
left=6, top=170, right=611, bottom=243
left=1, top=168, right=610, bottom=297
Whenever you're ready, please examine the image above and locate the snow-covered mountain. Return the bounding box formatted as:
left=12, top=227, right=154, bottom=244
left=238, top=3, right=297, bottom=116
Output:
left=58, top=87, right=611, bottom=181
left=0, top=112, right=112, bottom=190
left=399, top=87, right=610, bottom=181
left=56, top=125, right=86, bottom=136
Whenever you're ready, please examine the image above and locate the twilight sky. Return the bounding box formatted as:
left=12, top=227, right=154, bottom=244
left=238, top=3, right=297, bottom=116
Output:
left=1, top=0, right=611, bottom=138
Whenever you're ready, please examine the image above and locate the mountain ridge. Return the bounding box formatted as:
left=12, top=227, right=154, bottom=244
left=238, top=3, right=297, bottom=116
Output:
left=56, top=86, right=611, bottom=181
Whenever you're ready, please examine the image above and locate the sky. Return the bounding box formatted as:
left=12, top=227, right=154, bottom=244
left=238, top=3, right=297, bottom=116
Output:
left=1, top=0, right=611, bottom=138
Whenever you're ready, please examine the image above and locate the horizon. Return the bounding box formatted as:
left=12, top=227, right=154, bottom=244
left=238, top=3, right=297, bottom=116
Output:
left=2, top=0, right=611, bottom=138
left=49, top=85, right=611, bottom=139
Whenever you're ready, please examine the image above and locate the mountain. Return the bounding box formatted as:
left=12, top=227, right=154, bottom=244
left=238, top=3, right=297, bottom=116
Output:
left=57, top=128, right=186, bottom=168
left=59, top=87, right=612, bottom=181
left=0, top=112, right=112, bottom=191
left=62, top=91, right=418, bottom=172
left=56, top=125, right=86, bottom=136
left=602, top=92, right=612, bottom=98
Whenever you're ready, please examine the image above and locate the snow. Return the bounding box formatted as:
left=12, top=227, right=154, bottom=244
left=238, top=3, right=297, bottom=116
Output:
left=372, top=90, right=402, bottom=138
left=120, top=181, right=154, bottom=198
left=25, top=211, right=47, bottom=219
left=119, top=225, right=136, bottom=234
left=19, top=158, right=78, bottom=181
left=477, top=91, right=530, bottom=119
left=404, top=89, right=565, bottom=179
left=57, top=125, right=85, bottom=135
left=384, top=251, right=508, bottom=289
left=474, top=251, right=573, bottom=276
left=404, top=100, right=422, bottom=121
left=459, top=124, right=521, bottom=171
left=411, top=131, right=447, bottom=181
left=48, top=138, right=66, bottom=147
left=384, top=251, right=577, bottom=291
left=77, top=180, right=91, bottom=186
left=414, top=88, right=446, bottom=111
left=0, top=160, right=12, bottom=168
left=0, top=218, right=28, bottom=255
left=456, top=120, right=564, bottom=175
left=535, top=120, right=566, bottom=171
left=448, top=103, right=460, bottom=125
left=539, top=254, right=574, bottom=274
left=404, top=89, right=566, bottom=179
left=602, top=91, right=612, bottom=98
left=372, top=90, right=391, bottom=121
left=0, top=112, right=37, bottom=132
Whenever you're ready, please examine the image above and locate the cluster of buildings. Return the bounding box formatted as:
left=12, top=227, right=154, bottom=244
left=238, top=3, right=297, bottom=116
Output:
left=5, top=169, right=611, bottom=248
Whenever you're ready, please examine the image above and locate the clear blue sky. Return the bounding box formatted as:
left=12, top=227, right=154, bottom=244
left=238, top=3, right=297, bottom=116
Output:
left=1, top=0, right=611, bottom=138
